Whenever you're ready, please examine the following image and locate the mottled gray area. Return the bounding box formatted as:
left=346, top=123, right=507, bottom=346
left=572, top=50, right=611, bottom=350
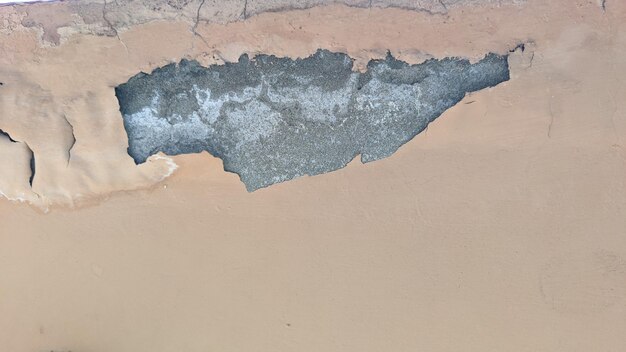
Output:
left=2, top=0, right=531, bottom=46
left=116, top=50, right=509, bottom=191
left=5, top=0, right=528, bottom=45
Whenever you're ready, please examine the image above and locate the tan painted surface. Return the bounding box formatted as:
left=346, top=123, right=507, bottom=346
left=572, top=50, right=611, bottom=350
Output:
left=1, top=0, right=625, bottom=351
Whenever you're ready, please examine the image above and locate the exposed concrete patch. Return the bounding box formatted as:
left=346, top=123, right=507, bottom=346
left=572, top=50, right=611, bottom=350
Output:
left=116, top=50, right=510, bottom=191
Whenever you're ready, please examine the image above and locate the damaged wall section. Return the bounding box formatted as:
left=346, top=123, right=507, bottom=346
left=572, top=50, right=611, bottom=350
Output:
left=116, top=50, right=510, bottom=191
left=0, top=128, right=38, bottom=202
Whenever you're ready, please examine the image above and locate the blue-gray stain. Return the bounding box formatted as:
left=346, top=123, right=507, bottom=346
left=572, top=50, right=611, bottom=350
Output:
left=116, top=50, right=509, bottom=191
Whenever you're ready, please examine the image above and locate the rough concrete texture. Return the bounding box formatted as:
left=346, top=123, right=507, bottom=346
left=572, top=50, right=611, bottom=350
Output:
left=116, top=50, right=509, bottom=191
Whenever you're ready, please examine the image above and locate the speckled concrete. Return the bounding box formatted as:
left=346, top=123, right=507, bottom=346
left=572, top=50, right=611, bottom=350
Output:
left=116, top=50, right=509, bottom=191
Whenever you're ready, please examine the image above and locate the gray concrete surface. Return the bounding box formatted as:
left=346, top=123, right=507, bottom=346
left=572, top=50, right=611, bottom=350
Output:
left=116, top=50, right=509, bottom=191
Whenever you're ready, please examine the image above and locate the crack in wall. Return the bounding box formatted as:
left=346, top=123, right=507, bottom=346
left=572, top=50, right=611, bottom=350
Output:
left=190, top=0, right=210, bottom=48
left=437, top=0, right=448, bottom=13
left=10, top=0, right=532, bottom=46
left=63, top=114, right=76, bottom=166
left=116, top=50, right=510, bottom=191
left=0, top=128, right=37, bottom=191
left=0, top=129, right=17, bottom=143
left=26, top=143, right=36, bottom=187
left=103, top=0, right=128, bottom=53
left=192, top=0, right=206, bottom=34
